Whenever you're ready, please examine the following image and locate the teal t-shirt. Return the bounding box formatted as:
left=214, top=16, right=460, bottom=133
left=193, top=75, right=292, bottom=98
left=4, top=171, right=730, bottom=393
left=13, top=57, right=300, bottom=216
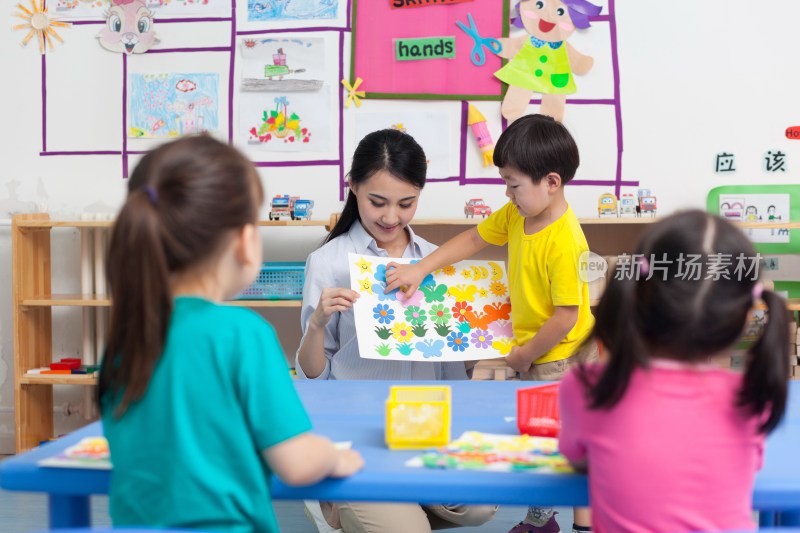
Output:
left=101, top=296, right=312, bottom=533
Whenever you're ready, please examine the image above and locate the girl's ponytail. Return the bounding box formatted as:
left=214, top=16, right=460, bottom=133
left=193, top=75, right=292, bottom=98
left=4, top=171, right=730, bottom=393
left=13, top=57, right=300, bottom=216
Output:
left=580, top=273, right=649, bottom=408
left=740, top=288, right=790, bottom=433
left=99, top=188, right=171, bottom=417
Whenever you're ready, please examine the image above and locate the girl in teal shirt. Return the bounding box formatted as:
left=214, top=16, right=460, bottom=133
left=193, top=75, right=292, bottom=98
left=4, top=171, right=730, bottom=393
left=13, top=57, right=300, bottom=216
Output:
left=99, top=135, right=362, bottom=532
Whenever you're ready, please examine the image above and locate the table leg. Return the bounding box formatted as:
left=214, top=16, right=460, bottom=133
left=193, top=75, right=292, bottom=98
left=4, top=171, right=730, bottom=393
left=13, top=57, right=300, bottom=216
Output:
left=777, top=511, right=800, bottom=526
left=49, top=494, right=90, bottom=528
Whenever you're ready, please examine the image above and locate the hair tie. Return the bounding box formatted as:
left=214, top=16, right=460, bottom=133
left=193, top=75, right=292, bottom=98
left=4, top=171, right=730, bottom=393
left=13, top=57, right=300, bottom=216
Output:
left=752, top=282, right=764, bottom=301
left=638, top=255, right=650, bottom=277
left=142, top=185, right=158, bottom=206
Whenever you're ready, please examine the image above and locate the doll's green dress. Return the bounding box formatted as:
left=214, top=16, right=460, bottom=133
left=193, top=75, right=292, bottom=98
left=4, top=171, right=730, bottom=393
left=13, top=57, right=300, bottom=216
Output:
left=494, top=35, right=576, bottom=94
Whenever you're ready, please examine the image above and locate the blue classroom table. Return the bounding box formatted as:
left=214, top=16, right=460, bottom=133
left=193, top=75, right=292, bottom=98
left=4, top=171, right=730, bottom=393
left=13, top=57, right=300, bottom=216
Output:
left=2, top=380, right=800, bottom=529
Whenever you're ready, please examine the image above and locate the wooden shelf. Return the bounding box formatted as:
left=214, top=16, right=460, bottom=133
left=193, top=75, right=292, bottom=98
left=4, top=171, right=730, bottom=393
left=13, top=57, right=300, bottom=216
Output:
left=15, top=219, right=330, bottom=229
left=18, top=295, right=301, bottom=308
left=19, top=374, right=98, bottom=385
left=21, top=295, right=111, bottom=307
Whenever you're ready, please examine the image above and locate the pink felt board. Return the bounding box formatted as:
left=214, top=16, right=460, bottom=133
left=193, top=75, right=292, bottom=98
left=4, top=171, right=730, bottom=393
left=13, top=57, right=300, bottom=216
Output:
left=352, top=0, right=507, bottom=99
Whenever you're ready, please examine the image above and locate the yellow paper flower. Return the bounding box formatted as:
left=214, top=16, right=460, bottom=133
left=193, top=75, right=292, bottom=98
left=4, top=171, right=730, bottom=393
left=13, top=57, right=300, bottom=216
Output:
left=442, top=265, right=456, bottom=276
left=392, top=322, right=415, bottom=342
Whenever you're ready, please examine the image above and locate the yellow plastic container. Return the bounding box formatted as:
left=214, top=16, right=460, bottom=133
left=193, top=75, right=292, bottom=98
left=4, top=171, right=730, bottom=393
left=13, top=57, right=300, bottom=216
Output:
left=385, top=385, right=451, bottom=450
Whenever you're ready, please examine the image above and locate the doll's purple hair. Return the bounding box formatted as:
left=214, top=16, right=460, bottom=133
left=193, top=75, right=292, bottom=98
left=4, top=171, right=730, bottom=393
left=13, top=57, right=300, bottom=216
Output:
left=511, top=0, right=603, bottom=30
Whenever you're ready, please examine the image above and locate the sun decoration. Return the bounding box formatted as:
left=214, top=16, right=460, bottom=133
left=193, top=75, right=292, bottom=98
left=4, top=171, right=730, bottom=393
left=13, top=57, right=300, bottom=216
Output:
left=13, top=0, right=71, bottom=54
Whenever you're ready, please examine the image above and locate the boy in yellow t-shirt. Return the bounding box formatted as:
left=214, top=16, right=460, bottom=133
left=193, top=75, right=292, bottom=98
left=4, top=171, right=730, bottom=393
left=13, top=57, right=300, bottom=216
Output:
left=385, top=114, right=596, bottom=533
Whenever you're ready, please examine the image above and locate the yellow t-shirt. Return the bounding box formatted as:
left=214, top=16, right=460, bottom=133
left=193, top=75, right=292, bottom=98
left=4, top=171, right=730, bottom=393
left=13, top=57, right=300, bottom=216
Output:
left=477, top=202, right=594, bottom=364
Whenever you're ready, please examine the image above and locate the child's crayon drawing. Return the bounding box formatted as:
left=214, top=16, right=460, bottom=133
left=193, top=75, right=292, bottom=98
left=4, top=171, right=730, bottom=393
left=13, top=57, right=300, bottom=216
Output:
left=349, top=253, right=513, bottom=362
left=248, top=0, right=338, bottom=22
left=405, top=431, right=573, bottom=474
left=128, top=73, right=219, bottom=138
left=240, top=88, right=331, bottom=152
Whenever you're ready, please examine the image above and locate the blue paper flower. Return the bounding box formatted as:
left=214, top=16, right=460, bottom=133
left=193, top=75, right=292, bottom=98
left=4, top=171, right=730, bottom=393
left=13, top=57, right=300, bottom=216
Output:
left=373, top=303, right=395, bottom=324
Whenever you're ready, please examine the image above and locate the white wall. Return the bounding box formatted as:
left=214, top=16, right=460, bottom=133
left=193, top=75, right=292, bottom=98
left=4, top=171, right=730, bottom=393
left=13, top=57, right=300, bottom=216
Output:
left=2, top=0, right=800, bottom=452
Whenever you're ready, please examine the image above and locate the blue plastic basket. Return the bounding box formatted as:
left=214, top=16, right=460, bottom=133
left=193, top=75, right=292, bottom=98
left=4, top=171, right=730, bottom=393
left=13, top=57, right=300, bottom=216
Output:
left=237, top=261, right=305, bottom=300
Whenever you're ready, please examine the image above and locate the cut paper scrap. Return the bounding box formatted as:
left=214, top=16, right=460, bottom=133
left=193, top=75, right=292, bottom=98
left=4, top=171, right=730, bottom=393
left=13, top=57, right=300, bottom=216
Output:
left=467, top=104, right=495, bottom=167
left=405, top=431, right=573, bottom=474
left=455, top=12, right=502, bottom=66
left=13, top=0, right=71, bottom=54
left=97, top=0, right=159, bottom=55
left=349, top=253, right=513, bottom=362
left=38, top=437, right=111, bottom=470
left=342, top=77, right=365, bottom=108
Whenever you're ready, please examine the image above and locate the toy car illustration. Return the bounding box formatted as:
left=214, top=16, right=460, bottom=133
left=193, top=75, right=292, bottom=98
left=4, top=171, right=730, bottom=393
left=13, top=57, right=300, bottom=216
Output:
left=637, top=188, right=657, bottom=217
left=619, top=194, right=637, bottom=217
left=464, top=198, right=492, bottom=218
left=597, top=193, right=618, bottom=217
left=292, top=199, right=314, bottom=220
left=264, top=48, right=306, bottom=80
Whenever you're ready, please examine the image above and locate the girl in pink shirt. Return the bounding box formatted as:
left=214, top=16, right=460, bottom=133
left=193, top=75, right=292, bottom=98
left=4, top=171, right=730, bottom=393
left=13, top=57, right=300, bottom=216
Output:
left=559, top=210, right=790, bottom=533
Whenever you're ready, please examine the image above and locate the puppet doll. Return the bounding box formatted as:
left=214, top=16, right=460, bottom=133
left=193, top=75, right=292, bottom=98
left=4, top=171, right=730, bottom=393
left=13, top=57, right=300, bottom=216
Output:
left=495, top=0, right=601, bottom=122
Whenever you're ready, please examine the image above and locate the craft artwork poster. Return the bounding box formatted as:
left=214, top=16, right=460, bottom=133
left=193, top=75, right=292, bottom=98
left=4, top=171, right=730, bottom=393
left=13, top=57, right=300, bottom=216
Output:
left=55, top=0, right=230, bottom=19
left=38, top=437, right=111, bottom=470
left=718, top=193, right=790, bottom=244
left=128, top=73, right=220, bottom=138
left=406, top=431, right=573, bottom=474
left=349, top=253, right=514, bottom=362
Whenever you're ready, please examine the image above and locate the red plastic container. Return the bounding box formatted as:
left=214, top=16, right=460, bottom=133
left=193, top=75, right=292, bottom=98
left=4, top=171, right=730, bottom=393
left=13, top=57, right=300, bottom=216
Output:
left=517, top=383, right=561, bottom=437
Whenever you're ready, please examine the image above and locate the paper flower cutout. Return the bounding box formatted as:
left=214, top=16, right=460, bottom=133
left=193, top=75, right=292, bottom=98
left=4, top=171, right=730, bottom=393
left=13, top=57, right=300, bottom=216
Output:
left=342, top=77, right=365, bottom=108
left=12, top=0, right=71, bottom=54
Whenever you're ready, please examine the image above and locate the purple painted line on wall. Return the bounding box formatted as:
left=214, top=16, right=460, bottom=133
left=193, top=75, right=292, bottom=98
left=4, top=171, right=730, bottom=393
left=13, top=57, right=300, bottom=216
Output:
left=40, top=151, right=122, bottom=156
left=228, top=0, right=237, bottom=143
left=458, top=101, right=468, bottom=185
left=608, top=0, right=624, bottom=198
left=147, top=47, right=230, bottom=53
left=238, top=26, right=345, bottom=36
left=462, top=178, right=640, bottom=187
left=41, top=55, right=47, bottom=153
left=254, top=160, right=340, bottom=167
left=64, top=17, right=232, bottom=25
left=122, top=53, right=128, bottom=178
left=338, top=30, right=346, bottom=201
left=156, top=17, right=233, bottom=23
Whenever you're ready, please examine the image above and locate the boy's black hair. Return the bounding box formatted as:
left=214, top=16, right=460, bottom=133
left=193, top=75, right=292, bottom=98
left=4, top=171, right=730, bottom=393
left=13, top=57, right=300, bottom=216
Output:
left=580, top=210, right=789, bottom=434
left=493, top=114, right=579, bottom=184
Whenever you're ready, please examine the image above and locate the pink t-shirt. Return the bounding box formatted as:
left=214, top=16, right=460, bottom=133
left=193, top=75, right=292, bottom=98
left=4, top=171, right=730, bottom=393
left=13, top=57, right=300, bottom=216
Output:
left=559, top=361, right=765, bottom=533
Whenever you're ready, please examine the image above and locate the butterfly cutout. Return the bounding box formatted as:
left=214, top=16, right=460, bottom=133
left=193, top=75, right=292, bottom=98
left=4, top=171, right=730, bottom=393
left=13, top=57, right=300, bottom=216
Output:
left=416, top=339, right=445, bottom=358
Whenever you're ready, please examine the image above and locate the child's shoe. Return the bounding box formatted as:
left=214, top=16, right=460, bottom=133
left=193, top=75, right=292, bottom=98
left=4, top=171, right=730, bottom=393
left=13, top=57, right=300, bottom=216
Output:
left=507, top=509, right=560, bottom=533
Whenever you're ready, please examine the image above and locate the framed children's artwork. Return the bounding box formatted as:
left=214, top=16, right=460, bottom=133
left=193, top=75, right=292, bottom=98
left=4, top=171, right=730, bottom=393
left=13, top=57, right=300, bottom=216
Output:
left=707, top=185, right=800, bottom=254
left=128, top=73, right=220, bottom=138
left=348, top=253, right=514, bottom=362
left=237, top=0, right=349, bottom=31
left=240, top=89, right=331, bottom=152
left=350, top=0, right=509, bottom=100
left=236, top=32, right=339, bottom=161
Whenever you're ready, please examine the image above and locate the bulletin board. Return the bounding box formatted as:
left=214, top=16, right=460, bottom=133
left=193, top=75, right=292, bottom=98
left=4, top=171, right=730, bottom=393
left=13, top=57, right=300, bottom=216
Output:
left=350, top=0, right=509, bottom=100
left=707, top=185, right=800, bottom=254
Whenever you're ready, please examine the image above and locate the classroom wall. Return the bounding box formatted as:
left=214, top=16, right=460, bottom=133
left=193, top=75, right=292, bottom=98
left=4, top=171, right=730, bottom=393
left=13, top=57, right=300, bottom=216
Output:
left=2, top=0, right=800, bottom=452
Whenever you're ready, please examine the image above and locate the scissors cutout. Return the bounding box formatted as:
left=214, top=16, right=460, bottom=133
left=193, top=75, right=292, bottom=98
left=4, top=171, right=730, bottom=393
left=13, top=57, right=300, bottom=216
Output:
left=456, top=13, right=502, bottom=67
